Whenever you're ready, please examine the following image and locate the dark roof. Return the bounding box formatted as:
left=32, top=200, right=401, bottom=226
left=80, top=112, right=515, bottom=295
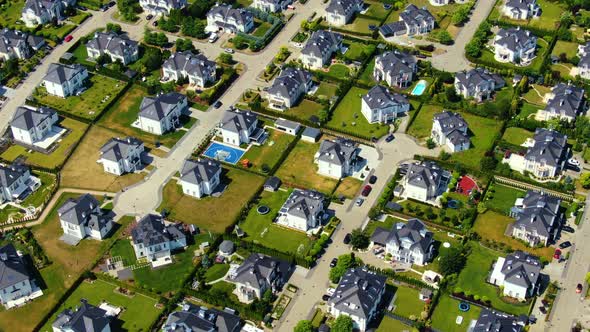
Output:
left=274, top=118, right=301, bottom=131
left=267, top=67, right=312, bottom=100
left=406, top=161, right=445, bottom=191
left=473, top=309, right=524, bottom=332
left=500, top=251, right=541, bottom=289
left=513, top=191, right=561, bottom=238
left=163, top=303, right=242, bottom=332
left=383, top=219, right=434, bottom=255
left=52, top=299, right=112, bottom=332
left=0, top=163, right=30, bottom=190
left=302, top=127, right=321, bottom=139
left=57, top=194, right=101, bottom=226
left=163, top=51, right=216, bottom=80
left=229, top=253, right=291, bottom=292
left=207, top=4, right=253, bottom=27
left=0, top=244, right=32, bottom=290
left=302, top=30, right=342, bottom=59
left=139, top=92, right=187, bottom=121
left=220, top=110, right=257, bottom=134
left=362, top=85, right=408, bottom=110
left=399, top=4, right=435, bottom=28
left=86, top=32, right=138, bottom=58
left=317, top=138, right=358, bottom=166
left=11, top=106, right=56, bottom=131
left=219, top=240, right=235, bottom=255
left=23, top=0, right=58, bottom=17
left=327, top=267, right=386, bottom=319
left=455, top=68, right=504, bottom=90
left=264, top=176, right=281, bottom=190
left=326, top=0, right=362, bottom=16
left=43, top=63, right=87, bottom=85
left=434, top=111, right=470, bottom=146
left=375, top=50, right=416, bottom=77
left=524, top=128, right=568, bottom=167
left=505, top=0, right=537, bottom=11
left=179, top=158, right=221, bottom=186
left=496, top=27, right=536, bottom=52
left=0, top=28, right=43, bottom=57
left=369, top=227, right=390, bottom=246
left=280, top=189, right=325, bottom=221
left=99, top=136, right=143, bottom=163
left=544, top=83, right=585, bottom=119
left=379, top=21, right=407, bottom=37
left=131, top=214, right=186, bottom=247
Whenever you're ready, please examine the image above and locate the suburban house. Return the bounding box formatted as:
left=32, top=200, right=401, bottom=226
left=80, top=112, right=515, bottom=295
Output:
left=206, top=4, right=254, bottom=34
left=10, top=106, right=60, bottom=146
left=52, top=299, right=113, bottom=332
left=218, top=109, right=263, bottom=146
left=0, top=163, right=41, bottom=204
left=0, top=28, right=45, bottom=60
left=454, top=68, right=505, bottom=102
left=178, top=158, right=222, bottom=199
left=162, top=302, right=243, bottom=332
left=361, top=85, right=409, bottom=124
left=489, top=251, right=542, bottom=300
left=373, top=50, right=417, bottom=88
left=493, top=27, right=537, bottom=65
left=58, top=194, right=114, bottom=242
left=431, top=111, right=471, bottom=152
left=314, top=138, right=359, bottom=179
left=510, top=191, right=562, bottom=247
left=325, top=0, right=363, bottom=27
left=21, top=0, right=72, bottom=28
left=0, top=243, right=43, bottom=309
left=42, top=63, right=88, bottom=98
left=251, top=0, right=290, bottom=13
left=540, top=83, right=585, bottom=122
left=139, top=0, right=187, bottom=15
left=397, top=161, right=450, bottom=205
left=130, top=214, right=188, bottom=265
left=86, top=32, right=139, bottom=65
left=370, top=219, right=434, bottom=266
left=379, top=4, right=435, bottom=38
left=576, top=42, right=590, bottom=80
left=97, top=137, right=145, bottom=176
left=162, top=51, right=217, bottom=88
left=277, top=189, right=326, bottom=231
left=523, top=128, right=569, bottom=178
left=266, top=67, right=313, bottom=109
left=137, top=92, right=188, bottom=135
left=299, top=30, right=343, bottom=69
left=501, top=0, right=540, bottom=20
left=473, top=309, right=526, bottom=332
left=227, top=253, right=293, bottom=303
left=327, top=267, right=386, bottom=332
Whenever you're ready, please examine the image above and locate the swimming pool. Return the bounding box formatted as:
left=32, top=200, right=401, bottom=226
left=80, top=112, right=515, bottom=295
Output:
left=202, top=142, right=246, bottom=164
left=411, top=80, right=428, bottom=96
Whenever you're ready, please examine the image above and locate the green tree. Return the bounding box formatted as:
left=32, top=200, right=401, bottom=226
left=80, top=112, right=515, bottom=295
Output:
left=175, top=38, right=194, bottom=52
left=218, top=53, right=234, bottom=65
left=434, top=30, right=453, bottom=45
left=445, top=86, right=460, bottom=102
left=294, top=320, right=314, bottom=332
left=349, top=228, right=369, bottom=250
left=580, top=172, right=590, bottom=189
left=439, top=246, right=467, bottom=275
left=465, top=39, right=482, bottom=57
left=106, top=23, right=122, bottom=34
left=332, top=315, right=354, bottom=332
left=426, top=138, right=436, bottom=149
left=452, top=6, right=470, bottom=25
left=480, top=156, right=497, bottom=171
left=329, top=253, right=362, bottom=283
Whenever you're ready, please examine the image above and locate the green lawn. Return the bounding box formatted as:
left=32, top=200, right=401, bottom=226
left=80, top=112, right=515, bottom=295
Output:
left=0, top=1, right=24, bottom=27
left=240, top=128, right=295, bottom=173
left=502, top=127, right=534, bottom=146
left=517, top=102, right=541, bottom=120
left=252, top=21, right=272, bottom=37
left=483, top=183, right=525, bottom=214
left=342, top=16, right=380, bottom=34
left=325, top=63, right=351, bottom=80
left=343, top=42, right=376, bottom=62
left=363, top=1, right=391, bottom=20
left=284, top=99, right=324, bottom=123
left=431, top=296, right=482, bottom=332
left=358, top=59, right=375, bottom=85
left=334, top=177, right=363, bottom=198
left=364, top=216, right=403, bottom=236
left=204, top=263, right=230, bottom=283
left=376, top=316, right=417, bottom=332
left=70, top=43, right=95, bottom=66
left=327, top=86, right=390, bottom=139
left=522, top=84, right=550, bottom=105
left=391, top=285, right=425, bottom=319
left=68, top=10, right=91, bottom=24
left=490, top=0, right=564, bottom=31
left=551, top=40, right=579, bottom=60
left=315, top=82, right=339, bottom=100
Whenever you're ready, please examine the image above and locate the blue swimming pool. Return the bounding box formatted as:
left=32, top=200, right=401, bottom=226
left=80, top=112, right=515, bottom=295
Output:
left=411, top=80, right=428, bottom=96
left=202, top=142, right=246, bottom=164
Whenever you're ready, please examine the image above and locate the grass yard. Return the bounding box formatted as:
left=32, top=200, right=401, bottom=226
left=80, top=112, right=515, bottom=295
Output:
left=364, top=216, right=404, bottom=236
left=327, top=86, right=390, bottom=139
left=252, top=21, right=272, bottom=37
left=283, top=99, right=324, bottom=123
left=343, top=42, right=376, bottom=62
left=204, top=263, right=230, bottom=283
left=60, top=126, right=146, bottom=192
left=325, top=63, right=351, bottom=80
left=157, top=168, right=265, bottom=233
left=68, top=10, right=91, bottom=25
left=431, top=296, right=482, bottom=332
left=517, top=102, right=541, bottom=120
left=0, top=0, right=24, bottom=27
left=391, top=285, right=425, bottom=318
left=70, top=43, right=95, bottom=66
left=342, top=16, right=381, bottom=35
left=377, top=316, right=417, bottom=332
left=240, top=129, right=295, bottom=173
left=358, top=58, right=375, bottom=85
left=490, top=0, right=564, bottom=31
left=334, top=177, right=363, bottom=198
left=502, top=127, right=534, bottom=146
left=0, top=117, right=88, bottom=169
left=43, top=23, right=77, bottom=39
left=275, top=140, right=339, bottom=194
left=522, top=84, right=550, bottom=105
left=551, top=40, right=579, bottom=60
left=315, top=82, right=339, bottom=100
left=363, top=1, right=391, bottom=20
left=483, top=183, right=525, bottom=214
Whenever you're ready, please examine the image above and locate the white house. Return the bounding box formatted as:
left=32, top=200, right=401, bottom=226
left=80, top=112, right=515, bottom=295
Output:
left=576, top=42, right=590, bottom=80
left=10, top=106, right=60, bottom=147
left=379, top=4, right=435, bottom=38
left=369, top=219, right=434, bottom=266
left=86, top=32, right=139, bottom=65
left=137, top=92, right=188, bottom=135
left=489, top=251, right=541, bottom=301
left=162, top=303, right=243, bottom=332
left=502, top=0, right=540, bottom=20
left=58, top=194, right=114, bottom=242
left=510, top=191, right=561, bottom=247
left=162, top=51, right=217, bottom=88
left=0, top=28, right=45, bottom=60
left=178, top=158, right=221, bottom=199
left=431, top=111, right=471, bottom=152
left=42, top=63, right=88, bottom=98
left=251, top=0, right=290, bottom=13
left=218, top=109, right=262, bottom=146
left=540, top=83, right=585, bottom=122
left=523, top=128, right=568, bottom=178
left=454, top=68, right=505, bottom=102
left=97, top=137, right=145, bottom=176
left=314, top=138, right=359, bottom=179
left=130, top=214, right=187, bottom=265
left=398, top=161, right=450, bottom=205
left=21, top=0, right=73, bottom=28
left=299, top=30, right=343, bottom=69
left=493, top=27, right=537, bottom=65
left=0, top=244, right=43, bottom=309
left=373, top=50, right=417, bottom=88
left=266, top=67, right=312, bottom=109
left=206, top=4, right=254, bottom=34
left=0, top=163, right=41, bottom=204
left=276, top=189, right=325, bottom=231
left=139, top=0, right=187, bottom=15
left=52, top=299, right=113, bottom=332
left=361, top=85, right=409, bottom=124
left=228, top=253, right=292, bottom=303
left=325, top=0, right=363, bottom=27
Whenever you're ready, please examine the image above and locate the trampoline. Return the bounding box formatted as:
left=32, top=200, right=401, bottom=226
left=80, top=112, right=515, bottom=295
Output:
left=257, top=205, right=270, bottom=215
left=459, top=302, right=470, bottom=312
left=202, top=142, right=246, bottom=164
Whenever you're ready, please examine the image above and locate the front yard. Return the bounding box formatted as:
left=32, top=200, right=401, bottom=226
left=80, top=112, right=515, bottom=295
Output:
left=240, top=128, right=296, bottom=173
left=489, top=0, right=565, bottom=31
left=431, top=296, right=482, bottom=332
left=334, top=177, right=363, bottom=199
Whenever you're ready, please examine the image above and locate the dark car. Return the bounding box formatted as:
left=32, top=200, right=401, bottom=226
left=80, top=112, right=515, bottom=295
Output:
left=576, top=283, right=583, bottom=294
left=362, top=185, right=372, bottom=197
left=213, top=100, right=222, bottom=109
left=343, top=233, right=351, bottom=244
left=330, top=258, right=338, bottom=268
left=322, top=294, right=331, bottom=301
left=77, top=5, right=87, bottom=10
left=368, top=25, right=377, bottom=31
left=108, top=1, right=116, bottom=7
left=416, top=54, right=427, bottom=59
left=559, top=241, right=572, bottom=249
left=146, top=14, right=153, bottom=20
left=562, top=225, right=575, bottom=233
left=385, top=134, right=394, bottom=142
left=152, top=21, right=158, bottom=26
left=369, top=175, right=377, bottom=184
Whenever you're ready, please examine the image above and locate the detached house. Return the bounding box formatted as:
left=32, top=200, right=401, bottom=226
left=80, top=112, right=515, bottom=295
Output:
left=502, top=0, right=540, bottom=20
left=370, top=219, right=434, bottom=266
left=315, top=138, right=359, bottom=179
left=510, top=191, right=562, bottom=247
left=137, top=92, right=188, bottom=135
left=0, top=244, right=43, bottom=309
left=299, top=30, right=343, bottom=69
left=398, top=161, right=450, bottom=205
left=21, top=0, right=73, bottom=28
left=0, top=28, right=45, bottom=60
left=327, top=267, right=386, bottom=332
left=454, top=68, right=505, bottom=102
left=42, top=63, right=88, bottom=98
left=178, top=158, right=221, bottom=199
left=53, top=299, right=113, bottom=332
left=162, top=303, right=243, bottom=332
left=541, top=83, right=585, bottom=122
left=266, top=67, right=313, bottom=109
left=473, top=309, right=526, bottom=332
left=130, top=214, right=187, bottom=265
left=361, top=85, right=409, bottom=124
left=493, top=27, right=537, bottom=65
left=206, top=4, right=254, bottom=34
left=277, top=189, right=326, bottom=231
left=228, top=253, right=293, bottom=303
left=379, top=4, right=435, bottom=38
left=523, top=128, right=569, bottom=178
left=86, top=32, right=139, bottom=65
left=576, top=42, right=590, bottom=80
left=162, top=51, right=217, bottom=88
left=97, top=137, right=145, bottom=176
left=10, top=106, right=60, bottom=147
left=373, top=50, right=417, bottom=88
left=218, top=109, right=263, bottom=146
left=431, top=111, right=470, bottom=152
left=139, top=0, right=187, bottom=15
left=252, top=0, right=290, bottom=13
left=58, top=194, right=114, bottom=242
left=0, top=163, right=41, bottom=204
left=325, top=0, right=363, bottom=27
left=489, top=251, right=541, bottom=300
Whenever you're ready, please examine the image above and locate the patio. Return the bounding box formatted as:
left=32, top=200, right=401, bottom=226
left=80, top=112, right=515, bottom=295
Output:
left=32, top=126, right=67, bottom=150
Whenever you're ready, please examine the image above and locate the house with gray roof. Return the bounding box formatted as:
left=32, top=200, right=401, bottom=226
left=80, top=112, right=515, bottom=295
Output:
left=370, top=219, right=434, bottom=266
left=218, top=109, right=264, bottom=146
left=314, top=138, right=360, bottom=179
left=489, top=251, right=542, bottom=300
left=522, top=128, right=569, bottom=178
left=431, top=111, right=470, bottom=152
left=361, top=85, right=409, bottom=124
left=252, top=0, right=290, bottom=13
left=502, top=0, right=540, bottom=20
left=379, top=4, right=435, bottom=38
left=162, top=51, right=217, bottom=88
left=299, top=30, right=343, bottom=69
left=206, top=4, right=254, bottom=34
left=137, top=92, right=188, bottom=135
left=473, top=309, right=526, bottom=332
left=510, top=191, right=562, bottom=247
left=373, top=50, right=417, bottom=88
left=0, top=243, right=43, bottom=309
left=0, top=28, right=44, bottom=60
left=325, top=0, right=363, bottom=27
left=86, top=32, right=139, bottom=65
left=42, top=63, right=88, bottom=98
left=228, top=253, right=293, bottom=303
left=540, top=83, right=585, bottom=122
left=139, top=0, right=187, bottom=15
left=576, top=42, right=590, bottom=80
left=130, top=214, right=187, bottom=265
left=493, top=27, right=537, bottom=65
left=0, top=163, right=41, bottom=204
left=454, top=68, right=505, bottom=102
left=302, top=126, right=321, bottom=142
left=58, top=194, right=114, bottom=243
left=399, top=161, right=450, bottom=205
left=178, top=158, right=221, bottom=199
left=277, top=189, right=326, bottom=231
left=162, top=302, right=243, bottom=332
left=97, top=137, right=145, bottom=176
left=21, top=0, right=73, bottom=28
left=266, top=67, right=313, bottom=109
left=327, top=267, right=386, bottom=332
left=52, top=299, right=113, bottom=332
left=10, top=106, right=60, bottom=146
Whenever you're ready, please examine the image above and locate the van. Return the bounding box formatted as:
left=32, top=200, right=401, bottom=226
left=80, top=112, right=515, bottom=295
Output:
left=209, top=33, right=218, bottom=43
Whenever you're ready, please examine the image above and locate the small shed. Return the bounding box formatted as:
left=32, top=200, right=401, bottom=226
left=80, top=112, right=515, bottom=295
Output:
left=385, top=201, right=402, bottom=211
left=264, top=176, right=281, bottom=192
left=302, top=127, right=321, bottom=143
left=419, top=288, right=433, bottom=301
left=219, top=240, right=235, bottom=256
left=274, top=118, right=301, bottom=136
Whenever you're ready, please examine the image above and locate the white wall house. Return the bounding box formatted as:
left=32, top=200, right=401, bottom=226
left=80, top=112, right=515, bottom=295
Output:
left=97, top=137, right=145, bottom=176
left=10, top=106, right=60, bottom=146
left=178, top=159, right=221, bottom=199
left=522, top=128, right=568, bottom=178
left=86, top=32, right=139, bottom=65
left=0, top=163, right=41, bottom=204
left=576, top=43, right=590, bottom=80
left=299, top=30, right=343, bottom=69
left=218, top=109, right=260, bottom=146
left=314, top=138, right=359, bottom=179
left=276, top=189, right=325, bottom=231
left=0, top=244, right=42, bottom=309
left=21, top=0, right=67, bottom=28
left=52, top=299, right=112, bottom=332
left=493, top=27, right=537, bottom=65
left=42, top=63, right=88, bottom=98
left=540, top=83, right=585, bottom=122
left=58, top=194, right=114, bottom=242
left=206, top=4, right=254, bottom=33
left=489, top=251, right=541, bottom=301
left=137, top=92, right=188, bottom=135
left=373, top=50, right=417, bottom=88
left=0, top=28, right=45, bottom=60
left=251, top=0, right=290, bottom=13
left=398, top=161, right=450, bottom=205
left=130, top=214, right=187, bottom=265
left=431, top=111, right=471, bottom=152
left=361, top=85, right=409, bottom=124
left=325, top=0, right=363, bottom=27
left=502, top=0, right=540, bottom=20
left=266, top=67, right=312, bottom=109
left=454, top=68, right=505, bottom=102
left=379, top=4, right=435, bottom=38
left=228, top=253, right=292, bottom=303
left=139, top=0, right=187, bottom=15
left=162, top=51, right=217, bottom=88
left=370, top=219, right=434, bottom=266
left=510, top=191, right=561, bottom=247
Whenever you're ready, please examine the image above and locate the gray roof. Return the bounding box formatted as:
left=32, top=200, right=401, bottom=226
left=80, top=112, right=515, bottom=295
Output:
left=52, top=299, right=111, bottom=332
left=163, top=51, right=216, bottom=80
left=378, top=219, right=433, bottom=255
left=544, top=83, right=585, bottom=119
left=317, top=138, right=358, bottom=166
left=579, top=53, right=590, bottom=67
left=399, top=4, right=435, bottom=28
left=86, top=32, right=138, bottom=59
left=524, top=128, right=568, bottom=167
left=43, top=63, right=86, bottom=85
left=0, top=28, right=43, bottom=56
left=496, top=27, right=536, bottom=52
left=0, top=244, right=32, bottom=290
left=267, top=67, right=311, bottom=100
left=406, top=161, right=444, bottom=191
left=11, top=106, right=56, bottom=131
left=302, top=127, right=321, bottom=139
left=302, top=30, right=342, bottom=59
left=229, top=253, right=291, bottom=292
left=57, top=194, right=112, bottom=231
left=362, top=85, right=408, bottom=110
left=264, top=176, right=281, bottom=190
left=328, top=267, right=386, bottom=319
left=369, top=227, right=390, bottom=246
left=500, top=251, right=541, bottom=289
left=473, top=309, right=524, bottom=332
left=99, top=136, right=143, bottom=163
left=139, top=92, right=187, bottom=121
left=513, top=191, right=561, bottom=238
left=274, top=118, right=300, bottom=131
left=280, top=189, right=325, bottom=221
left=434, top=111, right=469, bottom=145
left=0, top=163, right=30, bottom=190
left=131, top=214, right=186, bottom=247
left=23, top=0, right=58, bottom=16
left=220, top=109, right=257, bottom=134
left=207, top=4, right=253, bottom=27
left=163, top=303, right=242, bottom=332
left=179, top=158, right=221, bottom=186
left=375, top=50, right=416, bottom=76
left=326, top=0, right=362, bottom=16
left=505, top=0, right=537, bottom=11
left=455, top=68, right=505, bottom=90
left=219, top=240, right=235, bottom=255
left=379, top=21, right=407, bottom=37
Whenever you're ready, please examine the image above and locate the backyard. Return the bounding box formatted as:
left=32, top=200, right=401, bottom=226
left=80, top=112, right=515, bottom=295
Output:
left=431, top=296, right=482, bottom=332
left=240, top=128, right=295, bottom=173
left=314, top=81, right=339, bottom=101
left=376, top=316, right=417, bottom=332
left=517, top=102, right=541, bottom=120
left=282, top=99, right=324, bottom=123
left=551, top=40, right=579, bottom=61
left=501, top=127, right=534, bottom=146
left=489, top=0, right=566, bottom=31
left=521, top=84, right=550, bottom=105
left=341, top=16, right=381, bottom=35
left=483, top=183, right=525, bottom=214
left=391, top=285, right=425, bottom=319
left=343, top=42, right=376, bottom=62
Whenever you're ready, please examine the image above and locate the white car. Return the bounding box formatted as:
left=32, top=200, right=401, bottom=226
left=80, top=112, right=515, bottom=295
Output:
left=355, top=198, right=364, bottom=206
left=208, top=33, right=218, bottom=43
left=568, top=158, right=580, bottom=167
left=224, top=48, right=234, bottom=54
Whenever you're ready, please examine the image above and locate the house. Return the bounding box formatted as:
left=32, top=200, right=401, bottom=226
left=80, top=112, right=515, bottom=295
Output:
left=523, top=128, right=569, bottom=178
left=86, top=32, right=139, bottom=65
left=178, top=158, right=222, bottom=199
left=42, top=63, right=88, bottom=98
left=314, top=138, right=359, bottom=179
left=325, top=0, right=363, bottom=27
left=454, top=68, right=505, bottom=102
left=206, top=4, right=254, bottom=34
left=510, top=191, right=562, bottom=247
left=277, top=189, right=325, bottom=231
left=0, top=163, right=41, bottom=204
left=576, top=42, right=590, bottom=80
left=327, top=267, right=386, bottom=332
left=502, top=0, right=540, bottom=20
left=58, top=194, right=114, bottom=242
left=473, top=309, right=526, bottom=332
left=252, top=0, right=290, bottom=13
left=266, top=67, right=313, bottom=109
left=431, top=111, right=470, bottom=152
left=263, top=176, right=281, bottom=192
left=0, top=244, right=43, bottom=309
left=52, top=299, right=112, bottom=332
left=218, top=109, right=263, bottom=146
left=419, top=288, right=433, bottom=301
left=139, top=0, right=187, bottom=15
left=137, top=92, right=188, bottom=135
left=361, top=85, right=409, bottom=124
left=301, top=127, right=321, bottom=142
left=130, top=214, right=187, bottom=264
left=274, top=118, right=301, bottom=135
left=97, top=137, right=145, bottom=176
left=379, top=4, right=435, bottom=38
left=21, top=0, right=70, bottom=28
left=0, top=28, right=44, bottom=60
left=162, top=302, right=243, bottom=332
left=541, top=83, right=585, bottom=122
left=218, top=240, right=235, bottom=257
left=398, top=161, right=450, bottom=204
left=162, top=51, right=217, bottom=88
left=373, top=50, right=417, bottom=88
left=493, top=27, right=537, bottom=65
left=228, top=253, right=292, bottom=303
left=489, top=251, right=541, bottom=300
left=299, top=30, right=343, bottom=69
left=10, top=106, right=60, bottom=146
left=369, top=219, right=434, bottom=266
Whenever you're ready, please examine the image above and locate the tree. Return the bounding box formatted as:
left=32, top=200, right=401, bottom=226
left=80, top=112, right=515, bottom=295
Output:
left=117, top=0, right=140, bottom=21
left=175, top=38, right=194, bottom=52
left=329, top=253, right=362, bottom=283
left=106, top=23, right=122, bottom=34
left=182, top=17, right=207, bottom=39
left=580, top=172, right=590, bottom=189
left=439, top=246, right=467, bottom=275
left=452, top=6, right=470, bottom=25
left=332, top=315, right=354, bottom=332
left=141, top=47, right=163, bottom=73
left=434, top=30, right=453, bottom=45
left=445, top=86, right=460, bottom=102
left=480, top=156, right=497, bottom=171
left=426, top=138, right=436, bottom=149
left=465, top=39, right=482, bottom=58
left=294, top=320, right=314, bottom=332
left=349, top=228, right=369, bottom=250
left=218, top=53, right=234, bottom=65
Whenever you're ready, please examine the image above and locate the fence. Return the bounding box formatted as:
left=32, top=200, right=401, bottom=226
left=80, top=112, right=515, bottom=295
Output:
left=493, top=176, right=575, bottom=201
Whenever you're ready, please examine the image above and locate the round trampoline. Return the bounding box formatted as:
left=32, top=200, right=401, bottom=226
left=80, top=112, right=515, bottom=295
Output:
left=459, top=302, right=470, bottom=312
left=448, top=200, right=460, bottom=209
left=257, top=205, right=270, bottom=215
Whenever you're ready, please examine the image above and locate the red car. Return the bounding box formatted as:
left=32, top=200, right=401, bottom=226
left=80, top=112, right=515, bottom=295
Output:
left=553, top=249, right=562, bottom=260
left=361, top=185, right=372, bottom=197
left=64, top=35, right=73, bottom=42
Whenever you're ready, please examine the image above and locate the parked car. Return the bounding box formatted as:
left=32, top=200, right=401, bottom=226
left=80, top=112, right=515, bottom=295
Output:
left=343, top=233, right=351, bottom=244
left=562, top=225, right=575, bottom=233
left=213, top=100, right=222, bottom=109
left=322, top=294, right=331, bottom=301
left=77, top=5, right=87, bottom=10
left=355, top=198, right=364, bottom=206
left=369, top=175, right=377, bottom=184
left=64, top=35, right=73, bottom=42
left=416, top=54, right=427, bottom=59
left=568, top=158, right=581, bottom=167
left=559, top=241, right=572, bottom=249
left=108, top=1, right=116, bottom=7
left=361, top=185, right=372, bottom=197
left=146, top=14, right=153, bottom=20
left=576, top=283, right=583, bottom=294
left=539, top=306, right=547, bottom=314
left=553, top=248, right=562, bottom=260
left=330, top=258, right=338, bottom=268
left=209, top=33, right=218, bottom=43
left=224, top=48, right=234, bottom=54
left=385, top=134, right=395, bottom=142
